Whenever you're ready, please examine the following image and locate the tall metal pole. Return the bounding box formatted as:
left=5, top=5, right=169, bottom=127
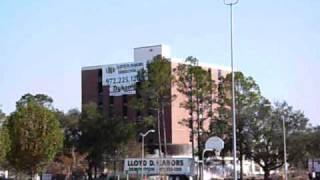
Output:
left=230, top=4, right=237, bottom=180
left=282, top=117, right=288, bottom=180
left=223, top=1, right=239, bottom=179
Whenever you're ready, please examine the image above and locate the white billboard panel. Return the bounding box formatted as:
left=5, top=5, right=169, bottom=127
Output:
left=102, top=62, right=145, bottom=96
left=124, top=158, right=195, bottom=176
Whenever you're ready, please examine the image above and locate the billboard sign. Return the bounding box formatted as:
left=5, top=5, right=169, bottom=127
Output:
left=124, top=158, right=195, bottom=176
left=102, top=62, right=145, bottom=96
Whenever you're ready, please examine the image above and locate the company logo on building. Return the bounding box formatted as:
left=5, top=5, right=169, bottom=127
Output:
left=106, top=66, right=116, bottom=74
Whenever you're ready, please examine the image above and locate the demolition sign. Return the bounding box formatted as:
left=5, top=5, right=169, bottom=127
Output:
left=102, top=62, right=145, bottom=96
left=124, top=158, right=195, bottom=176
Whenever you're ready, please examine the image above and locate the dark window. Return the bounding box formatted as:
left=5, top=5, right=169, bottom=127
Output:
left=98, top=94, right=103, bottom=105
left=109, top=96, right=114, bottom=105
left=98, top=69, right=103, bottom=92
left=123, top=95, right=128, bottom=104
left=123, top=105, right=128, bottom=117
left=109, top=105, right=114, bottom=118
left=136, top=82, right=142, bottom=98
left=98, top=69, right=102, bottom=82
left=98, top=69, right=103, bottom=104
left=98, top=86, right=103, bottom=93
left=109, top=96, right=114, bottom=118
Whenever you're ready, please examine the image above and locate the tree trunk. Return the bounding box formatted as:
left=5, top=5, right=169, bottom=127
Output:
left=240, top=144, right=243, bottom=180
left=94, top=164, right=97, bottom=179
left=263, top=169, right=270, bottom=180
left=157, top=109, right=162, bottom=157
left=161, top=105, right=168, bottom=157
left=30, top=169, right=35, bottom=180
left=196, top=104, right=202, bottom=180
left=113, top=157, right=117, bottom=177
left=30, top=171, right=37, bottom=180
left=189, top=66, right=195, bottom=159
left=222, top=156, right=226, bottom=177
left=87, top=162, right=93, bottom=180
left=196, top=81, right=201, bottom=180
left=72, top=146, right=76, bottom=173
left=191, top=116, right=194, bottom=159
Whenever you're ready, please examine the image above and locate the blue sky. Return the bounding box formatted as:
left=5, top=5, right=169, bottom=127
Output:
left=0, top=0, right=319, bottom=125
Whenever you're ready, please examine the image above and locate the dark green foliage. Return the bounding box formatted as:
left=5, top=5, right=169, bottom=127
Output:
left=0, top=108, right=5, bottom=123
left=245, top=100, right=309, bottom=179
left=209, top=73, right=231, bottom=157
left=130, top=55, right=174, bottom=156
left=6, top=94, right=63, bottom=177
left=245, top=99, right=283, bottom=179
left=79, top=103, right=135, bottom=179
left=287, top=131, right=311, bottom=169
left=58, top=109, right=81, bottom=153
left=223, top=72, right=262, bottom=179
left=306, top=126, right=320, bottom=158
left=175, top=56, right=215, bottom=158
left=207, top=72, right=262, bottom=179
left=0, top=109, right=10, bottom=166
left=16, top=93, right=53, bottom=109
left=211, top=72, right=310, bottom=179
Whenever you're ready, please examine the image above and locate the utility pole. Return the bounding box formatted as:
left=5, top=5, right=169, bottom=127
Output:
left=223, top=0, right=239, bottom=179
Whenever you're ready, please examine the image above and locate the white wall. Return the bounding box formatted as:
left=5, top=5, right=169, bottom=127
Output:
left=134, top=44, right=171, bottom=62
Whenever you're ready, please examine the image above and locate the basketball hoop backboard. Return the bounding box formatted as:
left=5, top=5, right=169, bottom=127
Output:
left=205, top=136, right=224, bottom=152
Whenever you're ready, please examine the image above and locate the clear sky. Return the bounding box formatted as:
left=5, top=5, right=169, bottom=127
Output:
left=0, top=0, right=319, bottom=125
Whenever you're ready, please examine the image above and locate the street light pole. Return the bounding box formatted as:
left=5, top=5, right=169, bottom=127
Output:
left=263, top=103, right=288, bottom=180
left=282, top=116, right=288, bottom=180
left=140, top=129, right=155, bottom=180
left=223, top=0, right=239, bottom=179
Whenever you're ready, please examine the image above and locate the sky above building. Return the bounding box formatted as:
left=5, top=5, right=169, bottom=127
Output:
left=0, top=0, right=319, bottom=125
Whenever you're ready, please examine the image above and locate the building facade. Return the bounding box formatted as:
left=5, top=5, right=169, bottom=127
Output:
left=81, top=45, right=228, bottom=155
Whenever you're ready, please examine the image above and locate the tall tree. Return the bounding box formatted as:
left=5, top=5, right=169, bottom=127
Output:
left=286, top=130, right=312, bottom=169
left=79, top=103, right=135, bottom=179
left=0, top=109, right=10, bottom=166
left=245, top=100, right=309, bottom=179
left=274, top=101, right=309, bottom=170
left=306, top=126, right=320, bottom=158
left=175, top=56, right=215, bottom=180
left=209, top=73, right=232, bottom=163
left=0, top=126, right=10, bottom=167
left=131, top=55, right=174, bottom=157
left=222, top=72, right=262, bottom=179
left=79, top=103, right=106, bottom=179
left=16, top=93, right=53, bottom=109
left=0, top=108, right=5, bottom=123
left=56, top=108, right=82, bottom=179
left=60, top=109, right=81, bottom=153
left=6, top=94, right=63, bottom=179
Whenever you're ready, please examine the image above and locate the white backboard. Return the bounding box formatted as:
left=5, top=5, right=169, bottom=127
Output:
left=205, top=136, right=224, bottom=151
